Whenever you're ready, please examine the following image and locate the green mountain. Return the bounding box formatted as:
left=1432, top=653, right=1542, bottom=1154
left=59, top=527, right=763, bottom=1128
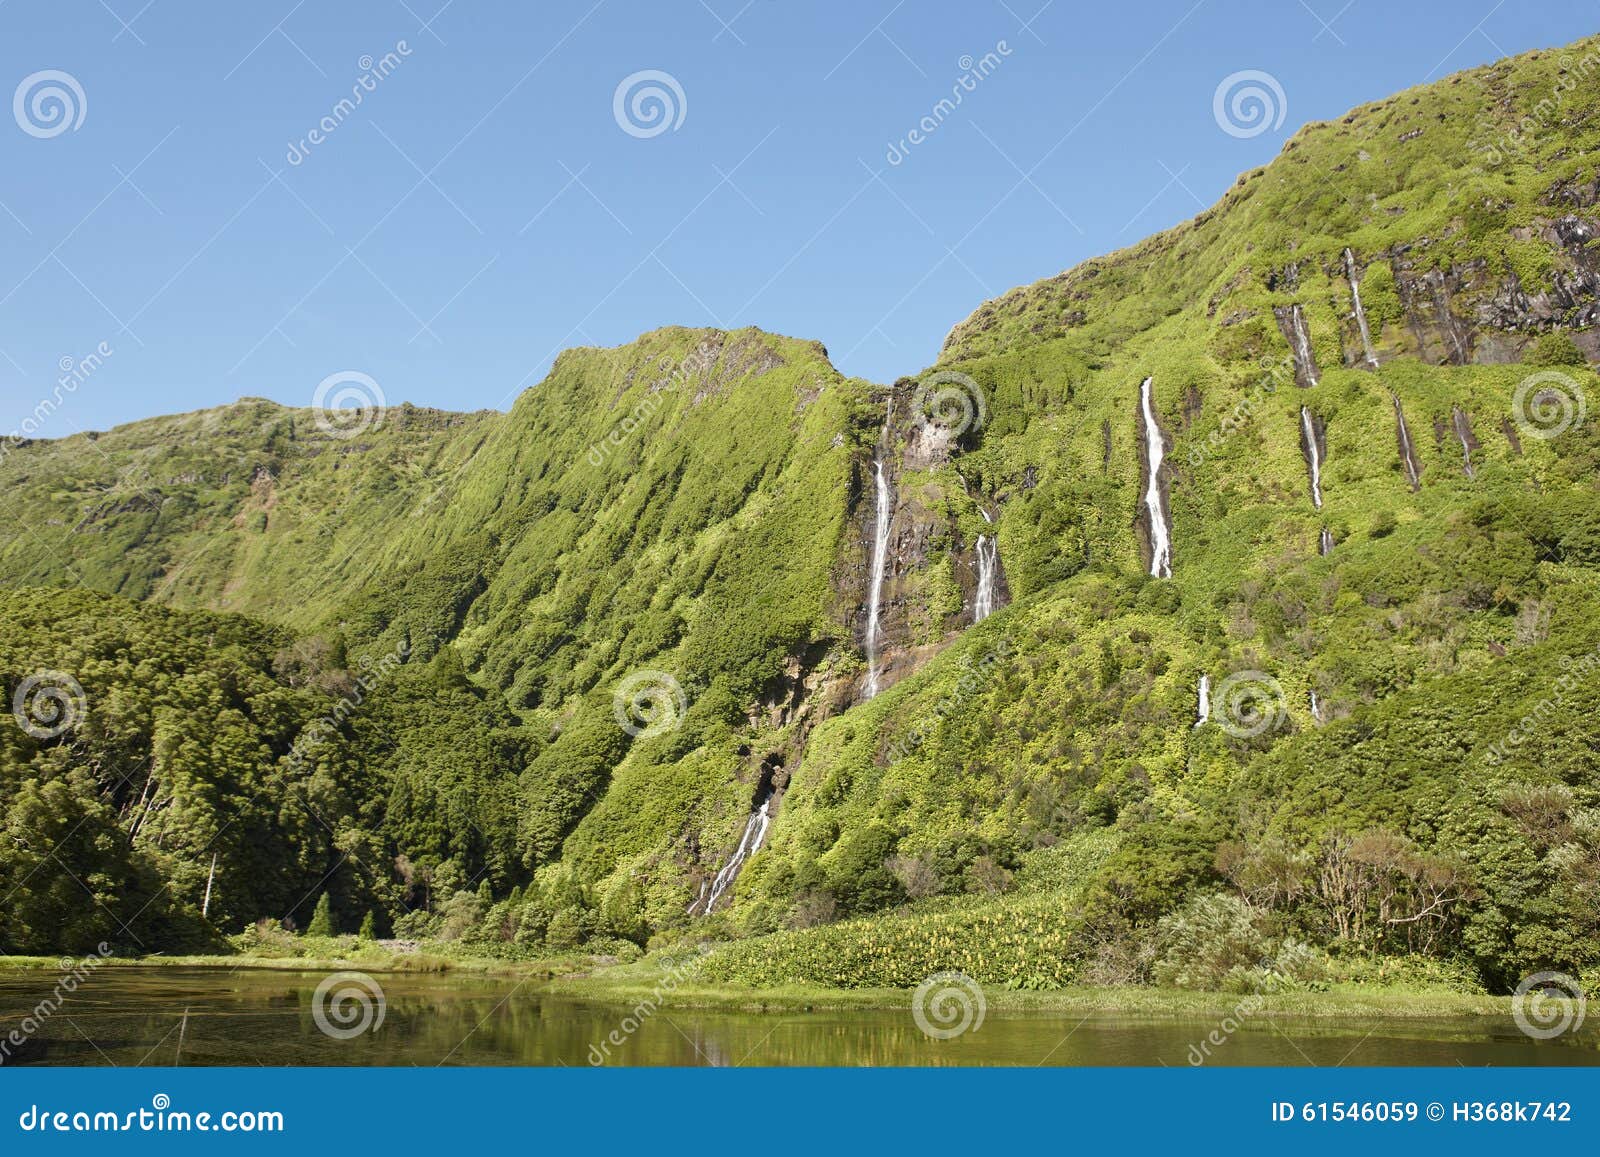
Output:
left=4, top=38, right=1600, bottom=991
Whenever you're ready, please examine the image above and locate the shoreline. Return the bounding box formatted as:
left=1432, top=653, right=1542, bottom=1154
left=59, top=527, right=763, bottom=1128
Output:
left=0, top=954, right=1517, bottom=1021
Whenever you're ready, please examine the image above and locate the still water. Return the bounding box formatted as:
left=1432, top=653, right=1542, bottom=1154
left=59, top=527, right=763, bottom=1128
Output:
left=1, top=968, right=1595, bottom=1067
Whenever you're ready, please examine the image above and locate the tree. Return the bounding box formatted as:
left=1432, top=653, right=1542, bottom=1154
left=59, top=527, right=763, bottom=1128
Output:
left=358, top=910, right=377, bottom=939
left=306, top=893, right=335, bottom=936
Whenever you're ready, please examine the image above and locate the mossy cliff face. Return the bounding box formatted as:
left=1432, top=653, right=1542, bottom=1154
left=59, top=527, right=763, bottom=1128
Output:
left=4, top=38, right=1600, bottom=987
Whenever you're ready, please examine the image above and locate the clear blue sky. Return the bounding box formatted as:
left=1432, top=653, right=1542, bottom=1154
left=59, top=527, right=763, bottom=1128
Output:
left=0, top=1, right=1593, bottom=432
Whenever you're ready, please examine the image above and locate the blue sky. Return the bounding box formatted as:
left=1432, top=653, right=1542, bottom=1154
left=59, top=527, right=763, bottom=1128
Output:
left=0, top=0, right=1593, bottom=432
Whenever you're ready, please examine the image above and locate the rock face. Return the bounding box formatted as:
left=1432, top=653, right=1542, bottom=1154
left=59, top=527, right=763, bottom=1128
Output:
left=1275, top=304, right=1322, bottom=387
left=848, top=383, right=1003, bottom=700
left=1374, top=215, right=1600, bottom=366
left=1393, top=393, right=1423, bottom=492
left=1343, top=248, right=1380, bottom=369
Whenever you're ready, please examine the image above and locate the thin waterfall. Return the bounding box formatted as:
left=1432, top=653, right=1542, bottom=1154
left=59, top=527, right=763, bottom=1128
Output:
left=1278, top=304, right=1320, bottom=387
left=1320, top=527, right=1334, bottom=556
left=863, top=402, right=894, bottom=699
left=974, top=508, right=997, bottom=622
left=1299, top=406, right=1324, bottom=509
left=702, top=796, right=772, bottom=914
left=1138, top=376, right=1172, bottom=579
left=1309, top=689, right=1323, bottom=723
left=1393, top=393, right=1422, bottom=491
left=1451, top=405, right=1478, bottom=479
left=1344, top=248, right=1379, bottom=368
left=1194, top=673, right=1211, bottom=728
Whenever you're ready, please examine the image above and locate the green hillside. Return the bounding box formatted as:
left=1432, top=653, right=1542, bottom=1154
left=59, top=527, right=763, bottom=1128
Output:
left=3, top=37, right=1600, bottom=993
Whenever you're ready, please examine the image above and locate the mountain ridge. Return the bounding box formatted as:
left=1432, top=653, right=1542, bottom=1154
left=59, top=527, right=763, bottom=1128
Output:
left=2, top=36, right=1600, bottom=992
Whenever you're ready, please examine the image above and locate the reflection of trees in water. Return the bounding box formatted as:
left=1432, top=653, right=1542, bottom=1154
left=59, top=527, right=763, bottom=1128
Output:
left=1, top=970, right=1595, bottom=1066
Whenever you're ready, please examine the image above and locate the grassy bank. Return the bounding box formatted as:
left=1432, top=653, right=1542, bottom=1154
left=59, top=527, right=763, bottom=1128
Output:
left=0, top=950, right=1520, bottom=1021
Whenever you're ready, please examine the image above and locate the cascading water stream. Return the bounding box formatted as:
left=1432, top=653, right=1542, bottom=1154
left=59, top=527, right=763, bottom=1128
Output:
left=1194, top=673, right=1211, bottom=728
left=1392, top=393, right=1422, bottom=491
left=1309, top=689, right=1322, bottom=723
left=702, top=796, right=772, bottom=914
left=1320, top=527, right=1334, bottom=556
left=1299, top=406, right=1324, bottom=509
left=863, top=404, right=894, bottom=699
left=1138, top=376, right=1172, bottom=579
left=1344, top=248, right=1379, bottom=369
left=1452, top=405, right=1478, bottom=479
left=974, top=508, right=997, bottom=623
left=1288, top=304, right=1320, bottom=386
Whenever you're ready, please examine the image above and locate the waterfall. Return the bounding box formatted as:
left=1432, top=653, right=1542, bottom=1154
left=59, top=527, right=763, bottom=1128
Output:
left=1287, top=304, right=1320, bottom=387
left=1451, top=405, right=1478, bottom=479
left=703, top=797, right=772, bottom=914
left=1320, top=527, right=1334, bottom=556
left=1194, top=673, right=1211, bottom=728
left=1299, top=406, right=1324, bottom=509
left=974, top=508, right=997, bottom=623
left=1138, top=376, right=1172, bottom=579
left=1344, top=248, right=1379, bottom=369
left=1309, top=690, right=1323, bottom=723
left=863, top=405, right=894, bottom=699
left=1392, top=393, right=1422, bottom=491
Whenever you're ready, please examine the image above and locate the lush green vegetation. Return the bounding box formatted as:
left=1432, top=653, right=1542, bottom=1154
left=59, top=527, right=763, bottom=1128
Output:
left=3, top=38, right=1600, bottom=1000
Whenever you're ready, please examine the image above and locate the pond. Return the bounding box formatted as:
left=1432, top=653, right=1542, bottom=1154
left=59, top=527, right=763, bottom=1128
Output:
left=1, top=968, right=1595, bottom=1067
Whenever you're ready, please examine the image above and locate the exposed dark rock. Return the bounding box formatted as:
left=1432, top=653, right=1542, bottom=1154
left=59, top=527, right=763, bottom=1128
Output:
left=1393, top=392, right=1423, bottom=491
left=1273, top=304, right=1321, bottom=387
left=1451, top=405, right=1480, bottom=478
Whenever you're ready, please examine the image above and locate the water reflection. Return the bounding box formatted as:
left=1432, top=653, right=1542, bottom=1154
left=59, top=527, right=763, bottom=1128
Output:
left=0, top=968, right=1596, bottom=1067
